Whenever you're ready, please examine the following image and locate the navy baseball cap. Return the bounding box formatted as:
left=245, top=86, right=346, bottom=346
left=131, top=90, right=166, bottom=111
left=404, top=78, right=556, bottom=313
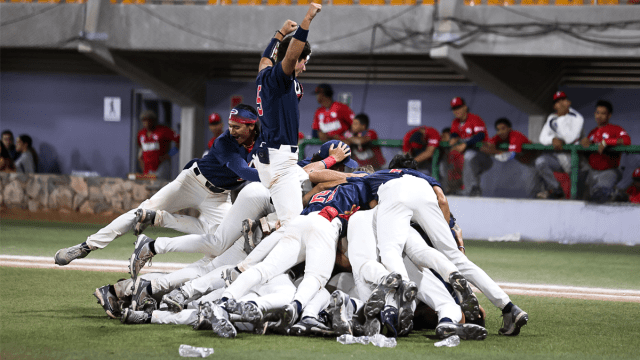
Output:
left=308, top=140, right=358, bottom=168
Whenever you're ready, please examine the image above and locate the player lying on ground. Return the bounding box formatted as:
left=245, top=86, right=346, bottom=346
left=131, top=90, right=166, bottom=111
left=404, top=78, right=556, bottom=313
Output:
left=54, top=105, right=262, bottom=266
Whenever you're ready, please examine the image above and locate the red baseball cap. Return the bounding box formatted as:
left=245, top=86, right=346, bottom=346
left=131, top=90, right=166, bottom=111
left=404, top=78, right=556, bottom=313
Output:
left=633, top=167, right=640, bottom=179
left=208, top=113, right=222, bottom=124
left=553, top=91, right=567, bottom=102
left=450, top=97, right=465, bottom=109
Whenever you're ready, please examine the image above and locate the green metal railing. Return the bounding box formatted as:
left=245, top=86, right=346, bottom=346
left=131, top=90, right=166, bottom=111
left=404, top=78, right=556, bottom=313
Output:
left=299, top=139, right=640, bottom=199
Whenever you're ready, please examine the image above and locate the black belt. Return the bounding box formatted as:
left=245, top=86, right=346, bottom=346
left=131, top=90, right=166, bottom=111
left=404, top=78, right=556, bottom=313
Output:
left=193, top=167, right=226, bottom=194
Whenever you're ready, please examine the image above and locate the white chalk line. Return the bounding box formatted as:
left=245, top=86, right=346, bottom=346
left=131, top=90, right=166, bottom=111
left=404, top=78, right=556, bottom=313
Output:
left=2, top=255, right=640, bottom=303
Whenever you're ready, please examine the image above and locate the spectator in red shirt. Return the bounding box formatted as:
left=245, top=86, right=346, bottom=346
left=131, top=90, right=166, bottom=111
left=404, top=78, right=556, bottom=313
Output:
left=402, top=125, right=441, bottom=175
left=579, top=100, right=631, bottom=203
left=481, top=118, right=534, bottom=165
left=448, top=97, right=492, bottom=196
left=207, top=112, right=224, bottom=149
left=137, top=110, right=180, bottom=180
left=344, top=113, right=386, bottom=170
left=311, top=83, right=355, bottom=141
left=626, top=168, right=640, bottom=204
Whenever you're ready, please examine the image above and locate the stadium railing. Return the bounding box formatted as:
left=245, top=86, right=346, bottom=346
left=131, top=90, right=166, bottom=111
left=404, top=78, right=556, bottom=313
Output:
left=299, top=138, right=640, bottom=199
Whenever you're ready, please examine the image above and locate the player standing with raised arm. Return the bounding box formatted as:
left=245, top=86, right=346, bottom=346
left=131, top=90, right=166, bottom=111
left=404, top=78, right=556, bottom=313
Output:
left=254, top=4, right=321, bottom=228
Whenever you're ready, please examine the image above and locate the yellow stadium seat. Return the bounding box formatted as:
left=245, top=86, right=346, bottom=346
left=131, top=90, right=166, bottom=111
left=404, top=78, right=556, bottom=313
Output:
left=592, top=0, right=617, bottom=4
left=296, top=0, right=312, bottom=4
left=554, top=0, right=583, bottom=5
left=520, top=0, right=550, bottom=5
left=390, top=0, right=417, bottom=4
left=332, top=0, right=354, bottom=4
left=463, top=0, right=479, bottom=5
left=268, top=0, right=292, bottom=4
left=238, top=0, right=262, bottom=4
left=359, top=0, right=386, bottom=4
left=487, top=0, right=515, bottom=4
left=422, top=0, right=436, bottom=4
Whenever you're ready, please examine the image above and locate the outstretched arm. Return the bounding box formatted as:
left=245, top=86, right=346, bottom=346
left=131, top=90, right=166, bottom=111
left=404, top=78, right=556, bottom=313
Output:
left=281, top=3, right=321, bottom=76
left=259, top=20, right=298, bottom=72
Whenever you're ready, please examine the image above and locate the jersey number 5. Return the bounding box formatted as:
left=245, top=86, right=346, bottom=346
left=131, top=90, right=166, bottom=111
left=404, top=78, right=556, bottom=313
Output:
left=256, top=85, right=263, bottom=116
left=309, top=188, right=338, bottom=204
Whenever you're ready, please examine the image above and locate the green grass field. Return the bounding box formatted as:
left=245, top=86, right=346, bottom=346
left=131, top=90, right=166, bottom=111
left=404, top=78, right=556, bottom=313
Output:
left=1, top=219, right=640, bottom=359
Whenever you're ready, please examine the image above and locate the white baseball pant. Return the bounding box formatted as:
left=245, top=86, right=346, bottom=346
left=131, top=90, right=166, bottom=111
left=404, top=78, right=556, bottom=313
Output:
left=86, top=167, right=231, bottom=249
left=153, top=182, right=273, bottom=256
left=222, top=213, right=341, bottom=309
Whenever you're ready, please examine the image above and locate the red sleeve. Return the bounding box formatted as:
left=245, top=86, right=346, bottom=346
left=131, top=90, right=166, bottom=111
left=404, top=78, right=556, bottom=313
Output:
left=587, top=128, right=598, bottom=142
left=605, top=125, right=631, bottom=146
left=508, top=131, right=530, bottom=152
left=469, top=114, right=488, bottom=140
left=312, top=109, right=321, bottom=131
left=208, top=137, right=215, bottom=149
left=338, top=104, right=354, bottom=135
left=425, top=127, right=441, bottom=146
left=450, top=120, right=461, bottom=137
left=366, top=129, right=378, bottom=140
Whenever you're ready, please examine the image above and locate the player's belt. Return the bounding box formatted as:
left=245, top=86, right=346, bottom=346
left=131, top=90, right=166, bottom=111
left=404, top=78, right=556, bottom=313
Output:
left=192, top=166, right=226, bottom=194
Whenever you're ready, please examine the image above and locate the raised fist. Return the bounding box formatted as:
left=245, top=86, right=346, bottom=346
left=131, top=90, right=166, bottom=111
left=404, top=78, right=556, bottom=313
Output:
left=306, top=2, right=322, bottom=20
left=280, top=20, right=298, bottom=36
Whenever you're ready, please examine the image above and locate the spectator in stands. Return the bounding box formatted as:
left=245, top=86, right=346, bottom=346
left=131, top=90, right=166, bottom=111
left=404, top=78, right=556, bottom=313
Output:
left=2, top=130, right=18, bottom=161
left=1, top=142, right=16, bottom=173
left=137, top=110, right=180, bottom=180
left=481, top=118, right=535, bottom=165
left=343, top=113, right=386, bottom=170
left=311, top=83, right=355, bottom=141
left=579, top=100, right=631, bottom=203
left=534, top=91, right=585, bottom=199
left=402, top=125, right=441, bottom=175
left=14, top=134, right=38, bottom=173
left=448, top=97, right=492, bottom=196
left=626, top=168, right=640, bottom=204
left=207, top=112, right=223, bottom=150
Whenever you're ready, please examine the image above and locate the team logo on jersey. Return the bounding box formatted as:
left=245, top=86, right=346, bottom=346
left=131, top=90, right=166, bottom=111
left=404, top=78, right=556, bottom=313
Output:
left=465, top=128, right=472, bottom=134
left=602, top=133, right=609, bottom=139
left=295, top=81, right=303, bottom=101
left=331, top=112, right=337, bottom=118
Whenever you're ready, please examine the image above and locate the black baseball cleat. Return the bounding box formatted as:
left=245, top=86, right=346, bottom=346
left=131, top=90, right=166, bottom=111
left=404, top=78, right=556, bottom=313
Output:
left=129, top=235, right=155, bottom=280
left=499, top=304, right=529, bottom=336
left=55, top=242, right=91, bottom=266
left=94, top=284, right=120, bottom=319
left=436, top=322, right=487, bottom=340
left=380, top=305, right=399, bottom=338
left=449, top=272, right=480, bottom=322
left=290, top=316, right=335, bottom=337
left=327, top=290, right=352, bottom=335
left=396, top=280, right=417, bottom=336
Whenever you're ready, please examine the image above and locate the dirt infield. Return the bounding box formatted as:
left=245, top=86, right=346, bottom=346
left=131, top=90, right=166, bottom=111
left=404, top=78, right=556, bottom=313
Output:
left=1, top=208, right=122, bottom=224
left=2, top=254, right=639, bottom=303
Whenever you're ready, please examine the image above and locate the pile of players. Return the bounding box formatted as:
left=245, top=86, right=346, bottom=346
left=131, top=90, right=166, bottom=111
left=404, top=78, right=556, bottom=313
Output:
left=53, top=4, right=528, bottom=342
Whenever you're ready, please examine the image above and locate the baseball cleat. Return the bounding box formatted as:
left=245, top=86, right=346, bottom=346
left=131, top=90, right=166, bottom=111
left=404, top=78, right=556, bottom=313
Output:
left=449, top=272, right=480, bottom=322
left=193, top=302, right=213, bottom=331
left=120, top=308, right=151, bottom=324
left=396, top=280, right=418, bottom=336
left=241, top=219, right=259, bottom=254
left=131, top=277, right=152, bottom=311
left=363, top=317, right=381, bottom=337
left=499, top=304, right=529, bottom=336
left=435, top=322, right=487, bottom=340
left=275, top=302, right=300, bottom=334
left=327, top=290, right=352, bottom=335
left=133, top=208, right=156, bottom=236
left=54, top=242, right=90, bottom=266
left=240, top=301, right=264, bottom=323
left=350, top=319, right=366, bottom=337
left=129, top=235, right=155, bottom=280
left=203, top=302, right=237, bottom=338
left=290, top=316, right=335, bottom=337
left=222, top=267, right=240, bottom=287
left=94, top=284, right=120, bottom=319
left=380, top=305, right=399, bottom=338
left=364, top=273, right=402, bottom=323
left=162, top=288, right=187, bottom=313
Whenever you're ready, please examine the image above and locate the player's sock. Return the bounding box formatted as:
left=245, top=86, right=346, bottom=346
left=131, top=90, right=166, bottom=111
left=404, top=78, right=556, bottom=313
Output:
left=294, top=300, right=302, bottom=315
left=148, top=241, right=157, bottom=255
left=80, top=242, right=92, bottom=253
left=439, top=317, right=453, bottom=324
left=350, top=299, right=358, bottom=313
left=146, top=283, right=153, bottom=295
left=502, top=302, right=514, bottom=315
left=221, top=297, right=229, bottom=303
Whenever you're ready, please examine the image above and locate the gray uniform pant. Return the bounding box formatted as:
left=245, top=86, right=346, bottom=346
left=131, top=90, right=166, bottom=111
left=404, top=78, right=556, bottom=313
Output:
left=462, top=149, right=493, bottom=195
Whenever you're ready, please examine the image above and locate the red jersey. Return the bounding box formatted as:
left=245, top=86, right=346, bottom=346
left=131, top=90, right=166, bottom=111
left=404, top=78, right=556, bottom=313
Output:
left=488, top=130, right=534, bottom=164
left=402, top=126, right=441, bottom=154
left=586, top=124, right=631, bottom=170
left=312, top=102, right=355, bottom=138
left=345, top=129, right=386, bottom=169
left=627, top=185, right=640, bottom=204
left=208, top=135, right=220, bottom=149
left=137, top=125, right=180, bottom=174
left=451, top=113, right=487, bottom=141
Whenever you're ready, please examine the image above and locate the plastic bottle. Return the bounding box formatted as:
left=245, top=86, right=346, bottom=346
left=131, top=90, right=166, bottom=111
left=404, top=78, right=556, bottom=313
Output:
left=179, top=344, right=215, bottom=358
left=337, top=334, right=370, bottom=345
left=434, top=335, right=460, bottom=347
left=368, top=334, right=397, bottom=348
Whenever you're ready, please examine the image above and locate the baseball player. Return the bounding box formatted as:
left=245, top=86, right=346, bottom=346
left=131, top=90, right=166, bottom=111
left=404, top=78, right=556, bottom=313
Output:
left=402, top=125, right=442, bottom=175
left=448, top=97, right=492, bottom=196
left=311, top=83, right=355, bottom=142
left=253, top=4, right=321, bottom=230
left=54, top=105, right=260, bottom=267
left=535, top=91, right=585, bottom=199
left=137, top=110, right=180, bottom=180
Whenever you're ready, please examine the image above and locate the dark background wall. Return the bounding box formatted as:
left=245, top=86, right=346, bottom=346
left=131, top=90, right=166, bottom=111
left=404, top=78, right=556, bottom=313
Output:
left=3, top=72, right=639, bottom=185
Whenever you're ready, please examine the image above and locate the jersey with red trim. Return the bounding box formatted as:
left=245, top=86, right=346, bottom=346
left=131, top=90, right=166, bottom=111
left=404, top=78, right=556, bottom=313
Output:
left=356, top=168, right=442, bottom=201
left=451, top=113, right=487, bottom=141
left=301, top=179, right=371, bottom=235
left=627, top=185, right=640, bottom=204
left=488, top=130, right=534, bottom=164
left=312, top=102, right=355, bottom=138
left=344, top=129, right=386, bottom=168
left=137, top=125, right=180, bottom=174
left=586, top=124, right=631, bottom=170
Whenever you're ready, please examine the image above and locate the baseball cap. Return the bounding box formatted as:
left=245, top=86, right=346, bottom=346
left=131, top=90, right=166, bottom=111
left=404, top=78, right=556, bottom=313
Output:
left=450, top=97, right=465, bottom=109
left=208, top=112, right=222, bottom=124
left=553, top=91, right=567, bottom=102
left=314, top=83, right=334, bottom=98
left=308, top=140, right=358, bottom=168
left=633, top=167, right=640, bottom=179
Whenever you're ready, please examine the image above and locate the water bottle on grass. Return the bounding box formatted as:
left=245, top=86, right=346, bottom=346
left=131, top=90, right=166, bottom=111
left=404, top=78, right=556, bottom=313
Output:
left=179, top=344, right=214, bottom=357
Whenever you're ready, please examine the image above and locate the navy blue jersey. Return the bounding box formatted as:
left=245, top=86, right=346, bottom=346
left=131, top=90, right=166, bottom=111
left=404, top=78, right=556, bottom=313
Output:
left=301, top=179, right=371, bottom=235
left=256, top=62, right=303, bottom=148
left=353, top=168, right=442, bottom=201
left=184, top=130, right=259, bottom=190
